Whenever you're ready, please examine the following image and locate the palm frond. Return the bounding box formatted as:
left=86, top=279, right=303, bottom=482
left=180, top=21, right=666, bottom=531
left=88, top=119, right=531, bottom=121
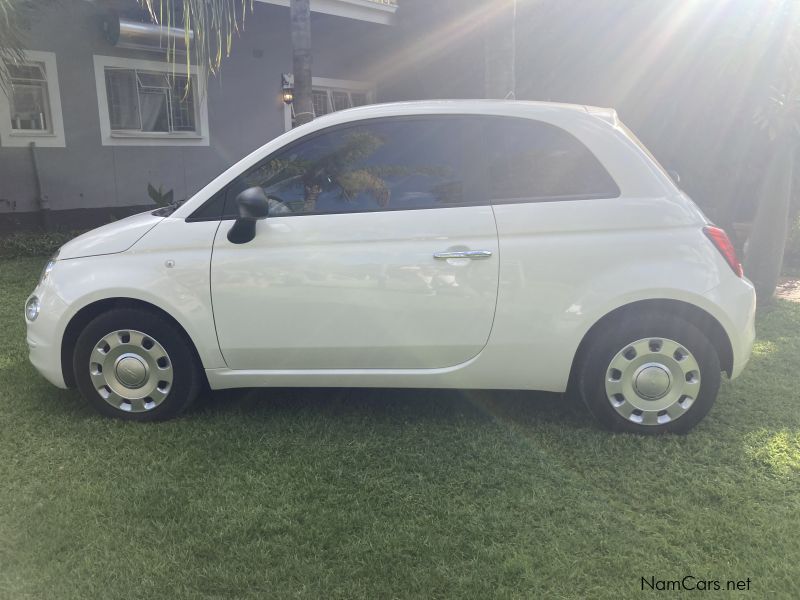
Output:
left=0, top=1, right=252, bottom=92
left=137, top=0, right=254, bottom=80
left=0, top=0, right=42, bottom=92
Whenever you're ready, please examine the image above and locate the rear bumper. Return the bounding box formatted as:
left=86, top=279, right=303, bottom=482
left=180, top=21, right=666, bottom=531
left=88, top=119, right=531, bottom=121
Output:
left=711, top=276, right=756, bottom=380
left=732, top=306, right=756, bottom=379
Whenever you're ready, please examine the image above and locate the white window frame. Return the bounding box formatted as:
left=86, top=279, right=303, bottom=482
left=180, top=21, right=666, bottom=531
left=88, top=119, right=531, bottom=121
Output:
left=283, top=77, right=375, bottom=132
left=93, top=55, right=209, bottom=147
left=259, top=0, right=397, bottom=26
left=0, top=50, right=65, bottom=148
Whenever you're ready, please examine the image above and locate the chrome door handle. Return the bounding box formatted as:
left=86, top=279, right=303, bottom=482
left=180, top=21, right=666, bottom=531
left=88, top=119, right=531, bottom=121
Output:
left=433, top=250, right=493, bottom=260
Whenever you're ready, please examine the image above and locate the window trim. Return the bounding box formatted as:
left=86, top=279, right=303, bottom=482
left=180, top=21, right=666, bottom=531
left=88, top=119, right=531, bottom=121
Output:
left=0, top=50, right=66, bottom=148
left=479, top=115, right=621, bottom=204
left=490, top=192, right=620, bottom=205
left=188, top=114, right=484, bottom=222
left=283, top=77, right=375, bottom=132
left=259, top=0, right=397, bottom=25
left=188, top=114, right=623, bottom=222
left=93, top=55, right=209, bottom=147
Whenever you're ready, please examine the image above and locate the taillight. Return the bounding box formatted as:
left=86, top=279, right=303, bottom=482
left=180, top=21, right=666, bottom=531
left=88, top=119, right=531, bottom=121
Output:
left=703, top=226, right=743, bottom=278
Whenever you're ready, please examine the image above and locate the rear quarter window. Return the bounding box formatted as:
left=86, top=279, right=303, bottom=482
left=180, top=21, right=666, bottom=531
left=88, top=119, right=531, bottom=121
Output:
left=481, top=116, right=620, bottom=202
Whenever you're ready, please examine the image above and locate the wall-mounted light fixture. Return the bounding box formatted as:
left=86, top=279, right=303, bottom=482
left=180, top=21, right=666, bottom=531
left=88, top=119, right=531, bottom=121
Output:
left=281, top=72, right=294, bottom=104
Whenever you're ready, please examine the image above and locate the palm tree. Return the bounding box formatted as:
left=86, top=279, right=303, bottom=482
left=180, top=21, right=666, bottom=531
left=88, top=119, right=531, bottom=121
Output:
left=482, top=0, right=516, bottom=99
left=124, top=1, right=318, bottom=127
left=742, top=2, right=800, bottom=301
left=0, top=0, right=48, bottom=92
left=1, top=1, right=255, bottom=88
left=290, top=0, right=314, bottom=126
left=745, top=83, right=799, bottom=301
left=136, top=1, right=254, bottom=76
left=2, top=0, right=316, bottom=125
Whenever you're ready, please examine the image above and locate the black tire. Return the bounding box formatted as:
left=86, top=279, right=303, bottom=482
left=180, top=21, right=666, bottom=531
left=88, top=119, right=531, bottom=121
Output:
left=576, top=312, right=721, bottom=434
left=73, top=308, right=202, bottom=421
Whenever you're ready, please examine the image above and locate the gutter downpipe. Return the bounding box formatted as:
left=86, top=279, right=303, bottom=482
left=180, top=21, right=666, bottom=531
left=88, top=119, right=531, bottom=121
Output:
left=29, top=141, right=51, bottom=231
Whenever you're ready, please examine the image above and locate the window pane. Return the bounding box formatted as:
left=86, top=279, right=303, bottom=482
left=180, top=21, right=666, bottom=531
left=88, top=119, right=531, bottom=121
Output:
left=106, top=68, right=197, bottom=134
left=330, top=91, right=351, bottom=112
left=105, top=68, right=141, bottom=130
left=240, top=130, right=338, bottom=215
left=8, top=63, right=46, bottom=81
left=10, top=82, right=51, bottom=131
left=350, top=92, right=368, bottom=107
left=311, top=90, right=330, bottom=116
left=484, top=117, right=619, bottom=200
left=241, top=118, right=467, bottom=215
left=139, top=90, right=170, bottom=132
left=7, top=61, right=51, bottom=132
left=137, top=71, right=170, bottom=89
left=169, top=75, right=196, bottom=132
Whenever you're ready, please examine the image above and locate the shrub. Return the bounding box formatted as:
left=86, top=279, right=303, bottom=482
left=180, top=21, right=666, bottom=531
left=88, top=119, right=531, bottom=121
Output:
left=786, top=215, right=800, bottom=272
left=0, top=230, right=84, bottom=259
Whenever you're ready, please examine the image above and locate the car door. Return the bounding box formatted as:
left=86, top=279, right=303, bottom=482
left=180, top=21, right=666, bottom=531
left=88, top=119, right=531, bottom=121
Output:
left=209, top=116, right=499, bottom=370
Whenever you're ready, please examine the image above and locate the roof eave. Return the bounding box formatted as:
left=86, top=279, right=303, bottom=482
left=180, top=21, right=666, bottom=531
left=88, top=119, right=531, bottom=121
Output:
left=257, top=0, right=397, bottom=26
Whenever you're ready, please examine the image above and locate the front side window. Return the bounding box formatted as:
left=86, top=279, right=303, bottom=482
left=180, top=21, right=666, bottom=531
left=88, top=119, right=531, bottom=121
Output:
left=234, top=118, right=471, bottom=216
left=7, top=62, right=52, bottom=133
left=104, top=67, right=197, bottom=134
left=483, top=117, right=620, bottom=202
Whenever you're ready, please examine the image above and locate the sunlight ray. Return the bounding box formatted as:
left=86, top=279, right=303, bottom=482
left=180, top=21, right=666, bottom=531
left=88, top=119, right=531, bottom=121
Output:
left=359, top=1, right=512, bottom=88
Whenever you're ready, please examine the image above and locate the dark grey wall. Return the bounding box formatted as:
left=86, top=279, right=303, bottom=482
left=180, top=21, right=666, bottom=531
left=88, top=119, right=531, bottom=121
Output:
left=383, top=0, right=798, bottom=235
left=0, top=0, right=392, bottom=228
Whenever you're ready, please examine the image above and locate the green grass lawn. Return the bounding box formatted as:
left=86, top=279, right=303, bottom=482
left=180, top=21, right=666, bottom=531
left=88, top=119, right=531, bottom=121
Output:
left=2, top=256, right=799, bottom=599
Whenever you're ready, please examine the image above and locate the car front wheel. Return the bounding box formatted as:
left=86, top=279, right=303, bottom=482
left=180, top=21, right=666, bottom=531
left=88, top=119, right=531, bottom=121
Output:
left=73, top=308, right=201, bottom=421
left=577, top=312, right=721, bottom=434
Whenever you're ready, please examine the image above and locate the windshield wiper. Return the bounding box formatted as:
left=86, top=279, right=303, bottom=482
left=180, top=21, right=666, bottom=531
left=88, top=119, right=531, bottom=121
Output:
left=151, top=198, right=186, bottom=217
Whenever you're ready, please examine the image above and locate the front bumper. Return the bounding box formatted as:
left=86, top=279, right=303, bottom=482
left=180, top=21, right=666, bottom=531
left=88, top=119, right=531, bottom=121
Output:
left=25, top=282, right=70, bottom=389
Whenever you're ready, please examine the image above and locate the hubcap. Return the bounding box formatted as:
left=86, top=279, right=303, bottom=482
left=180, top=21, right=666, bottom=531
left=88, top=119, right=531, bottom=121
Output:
left=605, top=337, right=701, bottom=426
left=633, top=363, right=671, bottom=400
left=89, top=330, right=173, bottom=413
left=115, top=354, right=148, bottom=388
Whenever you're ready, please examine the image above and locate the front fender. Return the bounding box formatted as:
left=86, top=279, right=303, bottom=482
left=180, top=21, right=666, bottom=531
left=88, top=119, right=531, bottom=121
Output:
left=50, top=219, right=225, bottom=370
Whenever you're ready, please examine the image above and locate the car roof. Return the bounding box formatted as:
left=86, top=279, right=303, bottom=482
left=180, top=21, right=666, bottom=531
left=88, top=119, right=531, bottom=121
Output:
left=301, top=99, right=619, bottom=130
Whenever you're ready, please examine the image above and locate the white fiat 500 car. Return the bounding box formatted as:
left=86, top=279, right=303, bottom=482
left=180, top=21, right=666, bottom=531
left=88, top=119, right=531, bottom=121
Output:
left=25, top=101, right=756, bottom=433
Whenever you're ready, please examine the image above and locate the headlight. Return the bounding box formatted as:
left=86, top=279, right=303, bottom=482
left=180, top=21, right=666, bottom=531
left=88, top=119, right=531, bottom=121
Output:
left=25, top=296, right=40, bottom=321
left=39, top=255, right=57, bottom=285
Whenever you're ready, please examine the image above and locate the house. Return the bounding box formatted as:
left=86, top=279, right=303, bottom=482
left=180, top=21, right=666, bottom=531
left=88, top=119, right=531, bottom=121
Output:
left=3, top=0, right=772, bottom=237
left=0, top=0, right=398, bottom=231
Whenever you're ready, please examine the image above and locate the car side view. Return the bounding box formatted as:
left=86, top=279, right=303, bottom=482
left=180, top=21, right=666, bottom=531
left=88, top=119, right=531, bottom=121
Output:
left=24, top=100, right=756, bottom=433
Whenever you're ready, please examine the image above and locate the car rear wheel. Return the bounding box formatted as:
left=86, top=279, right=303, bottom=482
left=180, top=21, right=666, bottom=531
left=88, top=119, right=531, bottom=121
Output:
left=576, top=312, right=721, bottom=434
left=73, top=308, right=201, bottom=421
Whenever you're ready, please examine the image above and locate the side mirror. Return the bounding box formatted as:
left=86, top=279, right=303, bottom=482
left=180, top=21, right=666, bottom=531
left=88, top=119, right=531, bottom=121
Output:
left=227, top=187, right=269, bottom=244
